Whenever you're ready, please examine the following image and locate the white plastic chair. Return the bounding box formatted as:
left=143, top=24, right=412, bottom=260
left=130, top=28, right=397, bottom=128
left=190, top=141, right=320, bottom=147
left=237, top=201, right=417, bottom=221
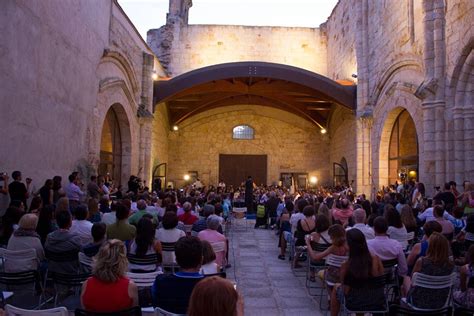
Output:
left=154, top=307, right=186, bottom=316
left=210, top=241, right=227, bottom=268
left=324, top=254, right=348, bottom=287
left=5, top=304, right=68, bottom=316
left=127, top=271, right=162, bottom=288
left=231, top=207, right=248, bottom=231
left=403, top=272, right=456, bottom=311
left=183, top=225, right=193, bottom=235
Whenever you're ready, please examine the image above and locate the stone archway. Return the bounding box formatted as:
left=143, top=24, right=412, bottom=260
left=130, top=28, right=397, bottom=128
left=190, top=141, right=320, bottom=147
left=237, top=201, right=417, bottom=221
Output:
left=98, top=103, right=132, bottom=186
left=378, top=107, right=419, bottom=187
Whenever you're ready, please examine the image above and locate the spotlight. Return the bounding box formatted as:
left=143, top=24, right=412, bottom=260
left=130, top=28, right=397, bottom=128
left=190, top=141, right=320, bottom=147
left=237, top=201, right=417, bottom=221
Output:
left=320, top=128, right=327, bottom=134
left=173, top=125, right=179, bottom=131
left=152, top=70, right=158, bottom=81
left=183, top=174, right=190, bottom=181
left=310, top=176, right=318, bottom=184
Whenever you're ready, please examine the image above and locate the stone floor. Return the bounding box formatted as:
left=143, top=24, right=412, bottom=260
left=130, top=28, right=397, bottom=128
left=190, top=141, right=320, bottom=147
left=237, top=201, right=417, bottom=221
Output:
left=226, top=219, right=324, bottom=316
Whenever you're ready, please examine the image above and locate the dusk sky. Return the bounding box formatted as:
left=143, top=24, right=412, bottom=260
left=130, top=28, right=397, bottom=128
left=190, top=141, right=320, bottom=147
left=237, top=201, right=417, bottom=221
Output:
left=119, top=0, right=339, bottom=40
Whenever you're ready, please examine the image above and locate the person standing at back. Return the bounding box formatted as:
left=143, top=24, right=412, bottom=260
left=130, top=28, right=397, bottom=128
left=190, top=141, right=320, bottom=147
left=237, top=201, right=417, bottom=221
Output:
left=8, top=170, right=31, bottom=208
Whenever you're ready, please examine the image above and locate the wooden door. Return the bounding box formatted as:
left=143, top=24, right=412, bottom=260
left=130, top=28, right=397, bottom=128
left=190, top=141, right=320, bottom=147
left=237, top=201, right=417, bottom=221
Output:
left=219, top=154, right=267, bottom=188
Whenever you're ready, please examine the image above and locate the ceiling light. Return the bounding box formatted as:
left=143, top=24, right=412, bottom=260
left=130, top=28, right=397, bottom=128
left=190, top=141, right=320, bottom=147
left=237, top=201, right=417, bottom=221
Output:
left=320, top=128, right=327, bottom=134
left=173, top=125, right=179, bottom=131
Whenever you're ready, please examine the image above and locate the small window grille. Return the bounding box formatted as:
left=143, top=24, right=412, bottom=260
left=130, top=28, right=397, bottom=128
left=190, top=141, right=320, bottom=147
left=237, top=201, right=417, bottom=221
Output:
left=232, top=125, right=254, bottom=140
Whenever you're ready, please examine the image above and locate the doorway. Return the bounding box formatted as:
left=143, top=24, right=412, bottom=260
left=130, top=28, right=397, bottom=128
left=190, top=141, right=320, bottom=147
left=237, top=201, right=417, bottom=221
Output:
left=219, top=154, right=267, bottom=188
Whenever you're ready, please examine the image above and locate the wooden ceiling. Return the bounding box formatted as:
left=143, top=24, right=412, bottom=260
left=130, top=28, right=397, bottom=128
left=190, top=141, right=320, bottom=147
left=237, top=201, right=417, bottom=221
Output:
left=153, top=62, right=356, bottom=129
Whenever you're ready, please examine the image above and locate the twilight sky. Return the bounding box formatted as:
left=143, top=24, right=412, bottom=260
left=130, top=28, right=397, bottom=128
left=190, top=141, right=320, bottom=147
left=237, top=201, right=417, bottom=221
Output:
left=119, top=0, right=339, bottom=40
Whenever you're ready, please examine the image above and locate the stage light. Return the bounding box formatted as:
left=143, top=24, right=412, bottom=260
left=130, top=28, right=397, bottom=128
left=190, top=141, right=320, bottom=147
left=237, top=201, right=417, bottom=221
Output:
left=310, top=176, right=318, bottom=184
left=320, top=128, right=327, bottom=134
left=183, top=174, right=190, bottom=181
left=173, top=125, right=179, bottom=131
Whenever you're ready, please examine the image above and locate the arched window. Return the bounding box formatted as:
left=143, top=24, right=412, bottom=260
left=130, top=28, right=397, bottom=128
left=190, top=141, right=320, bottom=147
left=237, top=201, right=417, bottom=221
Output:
left=388, top=109, right=418, bottom=184
left=232, top=125, right=254, bottom=140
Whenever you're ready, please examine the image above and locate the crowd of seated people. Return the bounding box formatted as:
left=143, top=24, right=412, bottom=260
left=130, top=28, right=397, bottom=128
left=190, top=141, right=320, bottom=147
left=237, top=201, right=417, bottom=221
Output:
left=0, top=170, right=235, bottom=314
left=1, top=168, right=474, bottom=314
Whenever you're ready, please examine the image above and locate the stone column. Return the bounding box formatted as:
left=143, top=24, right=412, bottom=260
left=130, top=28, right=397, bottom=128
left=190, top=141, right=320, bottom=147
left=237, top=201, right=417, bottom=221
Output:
left=464, top=108, right=474, bottom=181
left=356, top=110, right=373, bottom=197
left=452, top=108, right=464, bottom=184
left=137, top=117, right=154, bottom=187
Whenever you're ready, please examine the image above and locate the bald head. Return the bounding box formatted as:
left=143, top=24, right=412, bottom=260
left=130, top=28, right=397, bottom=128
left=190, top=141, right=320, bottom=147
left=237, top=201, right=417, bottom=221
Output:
left=353, top=208, right=366, bottom=224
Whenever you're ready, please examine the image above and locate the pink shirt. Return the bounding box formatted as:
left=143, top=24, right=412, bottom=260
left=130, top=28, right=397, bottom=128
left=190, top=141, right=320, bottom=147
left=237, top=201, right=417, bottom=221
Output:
left=197, top=229, right=227, bottom=267
left=332, top=207, right=353, bottom=225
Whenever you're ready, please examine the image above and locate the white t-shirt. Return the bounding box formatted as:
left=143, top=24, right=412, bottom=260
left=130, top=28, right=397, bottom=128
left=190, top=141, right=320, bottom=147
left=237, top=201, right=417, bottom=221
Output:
left=102, top=212, right=116, bottom=225
left=155, top=228, right=186, bottom=264
left=70, top=220, right=93, bottom=246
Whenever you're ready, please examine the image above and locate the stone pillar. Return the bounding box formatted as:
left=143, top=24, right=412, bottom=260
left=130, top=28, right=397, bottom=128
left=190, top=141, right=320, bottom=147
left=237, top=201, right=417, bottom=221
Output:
left=421, top=101, right=437, bottom=190
left=464, top=108, right=474, bottom=181
left=453, top=108, right=464, bottom=184
left=356, top=111, right=373, bottom=196
left=138, top=118, right=153, bottom=187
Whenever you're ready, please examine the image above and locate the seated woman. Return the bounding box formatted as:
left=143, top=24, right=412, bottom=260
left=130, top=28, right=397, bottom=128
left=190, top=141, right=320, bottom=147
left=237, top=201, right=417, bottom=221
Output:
left=384, top=205, right=408, bottom=248
left=277, top=201, right=293, bottom=260
left=292, top=205, right=316, bottom=268
left=403, top=232, right=455, bottom=309
left=307, top=214, right=332, bottom=281
left=188, top=276, right=243, bottom=316
left=306, top=224, right=347, bottom=286
left=406, top=221, right=442, bottom=272
left=7, top=213, right=45, bottom=271
left=81, top=239, right=139, bottom=313
left=36, top=205, right=58, bottom=245
left=200, top=240, right=220, bottom=275
left=332, top=199, right=353, bottom=227
left=329, top=229, right=385, bottom=316
left=454, top=244, right=474, bottom=308
left=156, top=211, right=186, bottom=265
left=128, top=216, right=162, bottom=272
left=197, top=215, right=227, bottom=268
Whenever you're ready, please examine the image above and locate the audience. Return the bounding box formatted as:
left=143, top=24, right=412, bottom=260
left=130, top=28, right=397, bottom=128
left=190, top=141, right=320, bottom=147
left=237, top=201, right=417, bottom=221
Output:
left=44, top=210, right=82, bottom=274
left=403, top=232, right=454, bottom=309
left=178, top=202, right=198, bottom=225
left=7, top=213, right=44, bottom=271
left=36, top=204, right=58, bottom=244
left=197, top=215, right=227, bottom=268
left=384, top=205, right=408, bottom=248
left=454, top=244, right=474, bottom=308
left=200, top=240, right=220, bottom=275
left=152, top=236, right=205, bottom=314
left=367, top=217, right=408, bottom=276
left=156, top=211, right=186, bottom=265
left=347, top=208, right=374, bottom=239
left=107, top=203, right=136, bottom=241
left=188, top=276, right=243, bottom=316
left=82, top=222, right=107, bottom=257
left=128, top=216, right=162, bottom=272
left=406, top=221, right=443, bottom=270
left=81, top=239, right=139, bottom=312
left=70, top=204, right=93, bottom=246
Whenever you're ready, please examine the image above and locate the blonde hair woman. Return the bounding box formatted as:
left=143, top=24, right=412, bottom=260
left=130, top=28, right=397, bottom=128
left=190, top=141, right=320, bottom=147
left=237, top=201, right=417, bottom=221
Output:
left=81, top=239, right=138, bottom=312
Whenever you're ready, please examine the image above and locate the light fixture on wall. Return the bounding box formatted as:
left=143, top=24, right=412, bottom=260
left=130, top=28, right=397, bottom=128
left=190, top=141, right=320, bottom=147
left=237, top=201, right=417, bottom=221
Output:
left=172, top=125, right=179, bottom=131
left=152, top=70, right=158, bottom=81
left=183, top=174, right=190, bottom=181
left=320, top=128, right=327, bottom=134
left=310, top=176, right=318, bottom=184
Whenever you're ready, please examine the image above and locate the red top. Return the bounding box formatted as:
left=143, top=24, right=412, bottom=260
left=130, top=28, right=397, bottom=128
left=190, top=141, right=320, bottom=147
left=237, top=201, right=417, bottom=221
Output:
left=178, top=212, right=199, bottom=225
left=82, top=276, right=133, bottom=312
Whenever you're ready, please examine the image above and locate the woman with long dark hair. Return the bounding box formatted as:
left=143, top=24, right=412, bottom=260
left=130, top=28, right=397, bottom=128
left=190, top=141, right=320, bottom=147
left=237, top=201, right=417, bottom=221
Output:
left=128, top=216, right=162, bottom=272
left=384, top=205, right=408, bottom=248
left=329, top=229, right=384, bottom=316
left=38, top=179, right=53, bottom=207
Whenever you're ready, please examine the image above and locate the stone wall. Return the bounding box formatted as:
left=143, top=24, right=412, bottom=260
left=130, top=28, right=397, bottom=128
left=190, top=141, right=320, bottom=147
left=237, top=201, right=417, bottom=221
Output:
left=148, top=24, right=328, bottom=77
left=151, top=102, right=170, bottom=173
left=0, top=0, right=157, bottom=192
left=165, top=105, right=330, bottom=187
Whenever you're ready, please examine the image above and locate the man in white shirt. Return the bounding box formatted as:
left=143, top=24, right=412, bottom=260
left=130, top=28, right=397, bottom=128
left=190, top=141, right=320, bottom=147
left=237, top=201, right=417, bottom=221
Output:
left=347, top=208, right=374, bottom=240
left=65, top=173, right=85, bottom=211
left=69, top=204, right=93, bottom=246
left=417, top=199, right=453, bottom=223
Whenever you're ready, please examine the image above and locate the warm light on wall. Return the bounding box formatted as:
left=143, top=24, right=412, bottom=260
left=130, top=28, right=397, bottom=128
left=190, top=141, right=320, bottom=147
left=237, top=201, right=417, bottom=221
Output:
left=173, top=125, right=179, bottom=131
left=320, top=128, right=327, bottom=134
left=183, top=174, right=190, bottom=181
left=152, top=70, right=158, bottom=81
left=310, top=176, right=318, bottom=184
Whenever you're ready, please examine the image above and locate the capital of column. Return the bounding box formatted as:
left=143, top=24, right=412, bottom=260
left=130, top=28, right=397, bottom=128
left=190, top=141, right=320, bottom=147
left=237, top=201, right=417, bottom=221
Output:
left=421, top=99, right=445, bottom=109
left=357, top=108, right=373, bottom=128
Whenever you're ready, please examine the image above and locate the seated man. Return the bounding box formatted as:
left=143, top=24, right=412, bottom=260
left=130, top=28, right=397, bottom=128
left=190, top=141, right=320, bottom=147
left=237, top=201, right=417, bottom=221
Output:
left=346, top=208, right=375, bottom=240
left=44, top=211, right=82, bottom=274
left=128, top=199, right=157, bottom=226
left=191, top=204, right=223, bottom=235
left=107, top=203, right=136, bottom=242
left=152, top=236, right=204, bottom=314
left=70, top=204, right=93, bottom=246
left=82, top=222, right=107, bottom=257
left=367, top=216, right=408, bottom=277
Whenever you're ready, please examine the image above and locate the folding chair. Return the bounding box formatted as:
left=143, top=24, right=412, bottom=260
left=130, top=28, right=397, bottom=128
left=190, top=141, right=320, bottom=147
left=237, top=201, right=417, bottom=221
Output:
left=341, top=274, right=389, bottom=315
left=306, top=243, right=330, bottom=296
left=154, top=307, right=186, bottom=316
left=49, top=272, right=90, bottom=307
left=389, top=304, right=452, bottom=315
left=127, top=253, right=160, bottom=273
left=127, top=271, right=161, bottom=288
left=210, top=241, right=227, bottom=268
left=183, top=225, right=193, bottom=236
left=382, top=258, right=400, bottom=303
left=6, top=304, right=68, bottom=316
left=0, top=270, right=42, bottom=309
left=319, top=254, right=348, bottom=310
left=401, top=272, right=456, bottom=312
left=160, top=242, right=179, bottom=273
left=75, top=306, right=143, bottom=315
left=453, top=304, right=474, bottom=316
